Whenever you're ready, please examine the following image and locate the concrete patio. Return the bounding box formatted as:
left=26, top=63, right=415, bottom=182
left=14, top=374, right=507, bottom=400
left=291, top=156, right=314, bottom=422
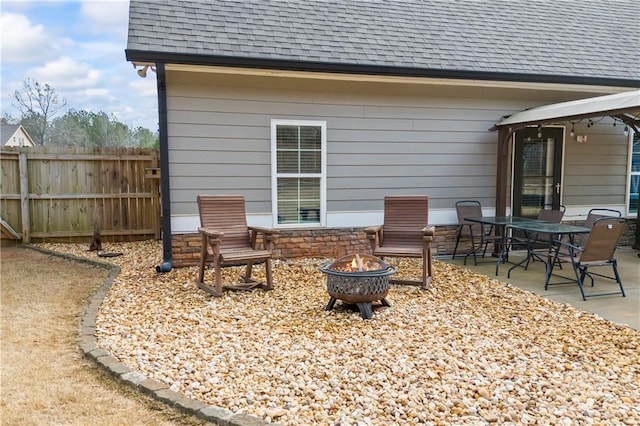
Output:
left=443, top=246, right=640, bottom=330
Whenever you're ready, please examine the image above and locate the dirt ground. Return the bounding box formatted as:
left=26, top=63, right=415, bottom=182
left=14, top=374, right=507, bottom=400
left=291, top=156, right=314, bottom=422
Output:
left=0, top=245, right=208, bottom=426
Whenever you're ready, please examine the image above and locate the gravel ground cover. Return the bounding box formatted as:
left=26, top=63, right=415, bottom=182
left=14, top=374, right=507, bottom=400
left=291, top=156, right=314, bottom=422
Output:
left=37, top=241, right=639, bottom=425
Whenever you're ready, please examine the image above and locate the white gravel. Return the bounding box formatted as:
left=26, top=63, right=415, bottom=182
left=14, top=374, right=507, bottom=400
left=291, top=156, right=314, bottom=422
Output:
left=38, top=241, right=640, bottom=425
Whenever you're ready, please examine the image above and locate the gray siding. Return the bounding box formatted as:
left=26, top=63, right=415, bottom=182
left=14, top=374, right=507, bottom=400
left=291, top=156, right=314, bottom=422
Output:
left=561, top=121, right=629, bottom=207
left=166, top=70, right=629, bottom=220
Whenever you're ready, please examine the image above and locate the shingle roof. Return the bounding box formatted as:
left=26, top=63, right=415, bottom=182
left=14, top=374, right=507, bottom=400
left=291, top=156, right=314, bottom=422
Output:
left=126, top=0, right=640, bottom=86
left=0, top=124, right=20, bottom=145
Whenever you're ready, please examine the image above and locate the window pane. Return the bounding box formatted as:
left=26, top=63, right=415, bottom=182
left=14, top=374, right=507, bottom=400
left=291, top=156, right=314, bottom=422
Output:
left=277, top=126, right=298, bottom=150
left=276, top=177, right=320, bottom=223
left=629, top=175, right=638, bottom=214
left=300, top=126, right=321, bottom=150
left=277, top=151, right=299, bottom=173
left=277, top=201, right=299, bottom=224
left=299, top=178, right=319, bottom=198
left=299, top=151, right=321, bottom=173
left=299, top=178, right=320, bottom=222
left=277, top=178, right=298, bottom=201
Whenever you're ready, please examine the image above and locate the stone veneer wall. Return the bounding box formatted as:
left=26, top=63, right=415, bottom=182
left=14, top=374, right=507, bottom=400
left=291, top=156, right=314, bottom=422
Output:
left=170, top=226, right=466, bottom=268
left=169, top=220, right=637, bottom=268
left=172, top=228, right=371, bottom=268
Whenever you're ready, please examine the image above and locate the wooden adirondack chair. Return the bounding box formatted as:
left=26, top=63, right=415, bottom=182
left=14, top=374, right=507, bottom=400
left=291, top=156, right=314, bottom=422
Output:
left=197, top=195, right=278, bottom=296
left=364, top=195, right=435, bottom=289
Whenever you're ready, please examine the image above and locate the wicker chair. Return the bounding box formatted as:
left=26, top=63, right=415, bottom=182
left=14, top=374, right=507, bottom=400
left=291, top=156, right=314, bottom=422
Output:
left=196, top=195, right=278, bottom=296
left=364, top=195, right=434, bottom=289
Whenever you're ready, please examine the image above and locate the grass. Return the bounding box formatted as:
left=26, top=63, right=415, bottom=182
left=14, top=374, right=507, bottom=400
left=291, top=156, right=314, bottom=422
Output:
left=0, top=245, right=207, bottom=426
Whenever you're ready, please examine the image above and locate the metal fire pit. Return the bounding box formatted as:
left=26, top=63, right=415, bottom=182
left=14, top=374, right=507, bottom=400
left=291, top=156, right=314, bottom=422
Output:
left=319, top=254, right=396, bottom=319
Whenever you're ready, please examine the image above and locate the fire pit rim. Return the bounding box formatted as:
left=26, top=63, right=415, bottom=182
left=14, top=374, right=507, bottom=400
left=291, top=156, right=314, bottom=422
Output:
left=319, top=253, right=396, bottom=277
left=318, top=263, right=397, bottom=277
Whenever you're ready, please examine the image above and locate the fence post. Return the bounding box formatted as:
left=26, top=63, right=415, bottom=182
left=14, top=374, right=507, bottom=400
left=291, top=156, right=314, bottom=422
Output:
left=18, top=152, right=30, bottom=243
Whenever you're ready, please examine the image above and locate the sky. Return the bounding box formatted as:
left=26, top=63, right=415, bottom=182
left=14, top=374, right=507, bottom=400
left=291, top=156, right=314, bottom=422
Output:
left=1, top=0, right=158, bottom=132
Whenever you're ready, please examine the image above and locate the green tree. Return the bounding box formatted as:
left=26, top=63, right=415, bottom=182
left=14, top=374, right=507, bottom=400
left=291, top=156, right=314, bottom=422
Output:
left=84, top=111, right=134, bottom=147
left=6, top=79, right=158, bottom=148
left=132, top=126, right=159, bottom=148
left=48, top=110, right=158, bottom=148
left=11, top=78, right=67, bottom=145
left=48, top=110, right=91, bottom=147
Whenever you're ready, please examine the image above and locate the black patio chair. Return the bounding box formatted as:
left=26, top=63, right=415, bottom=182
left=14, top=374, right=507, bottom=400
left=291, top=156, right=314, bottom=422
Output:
left=452, top=200, right=501, bottom=265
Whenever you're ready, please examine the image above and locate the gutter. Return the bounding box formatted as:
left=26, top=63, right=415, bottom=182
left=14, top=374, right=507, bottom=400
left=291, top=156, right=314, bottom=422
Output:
left=125, top=49, right=640, bottom=89
left=154, top=63, right=173, bottom=273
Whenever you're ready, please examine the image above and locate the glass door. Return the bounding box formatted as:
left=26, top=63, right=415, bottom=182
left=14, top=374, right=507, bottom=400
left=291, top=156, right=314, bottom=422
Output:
left=512, top=127, right=564, bottom=218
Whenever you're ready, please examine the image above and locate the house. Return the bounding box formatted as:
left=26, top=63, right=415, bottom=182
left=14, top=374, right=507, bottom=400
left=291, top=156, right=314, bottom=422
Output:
left=125, top=0, right=640, bottom=268
left=0, top=124, right=35, bottom=147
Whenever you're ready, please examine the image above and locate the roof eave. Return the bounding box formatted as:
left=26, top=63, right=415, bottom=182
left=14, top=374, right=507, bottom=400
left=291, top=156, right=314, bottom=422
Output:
left=125, top=49, right=640, bottom=89
left=491, top=89, right=640, bottom=131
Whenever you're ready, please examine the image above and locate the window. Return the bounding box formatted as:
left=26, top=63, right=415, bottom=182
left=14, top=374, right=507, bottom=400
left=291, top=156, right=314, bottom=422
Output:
left=629, top=133, right=639, bottom=215
left=271, top=120, right=326, bottom=226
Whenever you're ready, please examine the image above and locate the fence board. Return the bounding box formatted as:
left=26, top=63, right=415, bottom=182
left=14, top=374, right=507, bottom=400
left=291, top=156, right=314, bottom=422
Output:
left=0, top=146, right=160, bottom=243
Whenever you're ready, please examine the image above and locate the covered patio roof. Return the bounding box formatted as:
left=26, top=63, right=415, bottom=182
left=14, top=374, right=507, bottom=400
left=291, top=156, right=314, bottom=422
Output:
left=492, top=89, right=640, bottom=250
left=494, top=89, right=640, bottom=132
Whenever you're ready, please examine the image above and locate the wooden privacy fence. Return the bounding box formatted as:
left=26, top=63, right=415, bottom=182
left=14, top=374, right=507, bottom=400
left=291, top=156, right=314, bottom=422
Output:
left=0, top=146, right=160, bottom=243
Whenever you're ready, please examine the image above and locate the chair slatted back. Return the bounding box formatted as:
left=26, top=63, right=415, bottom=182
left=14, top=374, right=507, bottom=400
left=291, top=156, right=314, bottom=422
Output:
left=579, top=219, right=625, bottom=263
left=197, top=195, right=251, bottom=249
left=382, top=195, right=429, bottom=247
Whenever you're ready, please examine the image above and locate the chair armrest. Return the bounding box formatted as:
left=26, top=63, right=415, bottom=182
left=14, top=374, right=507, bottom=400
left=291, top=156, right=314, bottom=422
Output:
left=555, top=239, right=580, bottom=249
left=364, top=225, right=382, bottom=251
left=249, top=226, right=279, bottom=236
left=421, top=226, right=435, bottom=236
left=198, top=227, right=224, bottom=239
left=364, top=225, right=382, bottom=236
left=554, top=239, right=583, bottom=258
left=421, top=225, right=435, bottom=243
left=248, top=226, right=278, bottom=249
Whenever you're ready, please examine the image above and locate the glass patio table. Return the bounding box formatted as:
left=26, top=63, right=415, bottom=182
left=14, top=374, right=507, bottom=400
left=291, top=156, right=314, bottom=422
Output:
left=462, top=216, right=543, bottom=275
left=505, top=221, right=591, bottom=285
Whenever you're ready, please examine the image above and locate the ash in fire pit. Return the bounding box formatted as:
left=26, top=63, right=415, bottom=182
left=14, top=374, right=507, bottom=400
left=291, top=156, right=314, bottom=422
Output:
left=319, top=254, right=396, bottom=319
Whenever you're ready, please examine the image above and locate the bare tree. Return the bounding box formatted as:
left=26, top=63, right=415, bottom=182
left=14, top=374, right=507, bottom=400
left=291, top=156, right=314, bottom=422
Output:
left=12, top=78, right=67, bottom=145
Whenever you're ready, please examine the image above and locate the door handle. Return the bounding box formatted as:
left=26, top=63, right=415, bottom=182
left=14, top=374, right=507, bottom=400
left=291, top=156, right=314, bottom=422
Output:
left=555, top=183, right=561, bottom=194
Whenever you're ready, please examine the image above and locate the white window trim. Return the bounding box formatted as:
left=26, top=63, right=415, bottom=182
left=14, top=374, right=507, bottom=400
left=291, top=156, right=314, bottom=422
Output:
left=626, top=132, right=639, bottom=217
left=270, top=119, right=327, bottom=228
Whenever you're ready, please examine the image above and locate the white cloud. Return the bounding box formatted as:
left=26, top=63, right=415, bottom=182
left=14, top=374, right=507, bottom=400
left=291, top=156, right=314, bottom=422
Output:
left=130, top=78, right=157, bottom=98
left=79, top=0, right=129, bottom=36
left=1, top=0, right=158, bottom=131
left=30, top=56, right=102, bottom=90
left=0, top=13, right=65, bottom=63
left=82, top=87, right=111, bottom=98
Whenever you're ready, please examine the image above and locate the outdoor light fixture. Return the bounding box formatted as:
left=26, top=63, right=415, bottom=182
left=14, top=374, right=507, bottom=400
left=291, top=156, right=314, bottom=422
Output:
left=537, top=125, right=542, bottom=138
left=624, top=126, right=629, bottom=136
left=570, top=124, right=575, bottom=138
left=133, top=64, right=156, bottom=78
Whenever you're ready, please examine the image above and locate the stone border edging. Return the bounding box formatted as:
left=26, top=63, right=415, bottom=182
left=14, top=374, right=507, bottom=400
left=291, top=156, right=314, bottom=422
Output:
left=25, top=245, right=275, bottom=426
